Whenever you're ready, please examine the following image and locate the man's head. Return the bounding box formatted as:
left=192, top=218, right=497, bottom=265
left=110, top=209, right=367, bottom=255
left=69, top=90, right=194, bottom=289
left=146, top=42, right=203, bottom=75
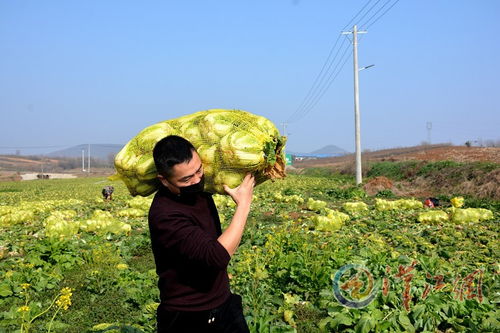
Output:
left=153, top=135, right=204, bottom=195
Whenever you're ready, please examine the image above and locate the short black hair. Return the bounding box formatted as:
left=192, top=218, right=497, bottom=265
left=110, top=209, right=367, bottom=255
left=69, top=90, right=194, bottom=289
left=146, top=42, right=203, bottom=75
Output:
left=153, top=135, right=195, bottom=178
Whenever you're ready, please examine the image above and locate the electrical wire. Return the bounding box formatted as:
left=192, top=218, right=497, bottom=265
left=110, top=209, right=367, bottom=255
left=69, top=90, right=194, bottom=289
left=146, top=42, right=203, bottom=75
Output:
left=287, top=0, right=402, bottom=124
left=359, top=0, right=393, bottom=29
left=288, top=42, right=352, bottom=123
left=353, top=0, right=383, bottom=29
left=363, top=0, right=401, bottom=29
left=288, top=37, right=349, bottom=123
left=296, top=48, right=352, bottom=119
left=341, top=0, right=375, bottom=30
left=290, top=35, right=343, bottom=122
left=292, top=0, right=375, bottom=122
left=288, top=0, right=380, bottom=124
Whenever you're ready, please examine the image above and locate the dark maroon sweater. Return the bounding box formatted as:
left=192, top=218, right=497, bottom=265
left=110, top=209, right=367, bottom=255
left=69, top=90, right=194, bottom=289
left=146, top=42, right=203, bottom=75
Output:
left=148, top=186, right=231, bottom=311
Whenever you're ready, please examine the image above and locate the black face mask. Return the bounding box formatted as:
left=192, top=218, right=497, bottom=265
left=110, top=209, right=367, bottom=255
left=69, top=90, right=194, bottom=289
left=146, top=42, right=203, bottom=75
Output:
left=178, top=175, right=205, bottom=195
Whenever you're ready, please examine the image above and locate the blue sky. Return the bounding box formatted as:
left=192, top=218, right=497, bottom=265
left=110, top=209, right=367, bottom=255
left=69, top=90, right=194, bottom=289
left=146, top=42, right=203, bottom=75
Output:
left=1, top=0, right=499, bottom=155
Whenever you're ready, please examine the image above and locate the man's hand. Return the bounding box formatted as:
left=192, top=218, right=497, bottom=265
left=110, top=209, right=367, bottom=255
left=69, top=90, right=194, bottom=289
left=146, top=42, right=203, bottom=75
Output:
left=219, top=174, right=256, bottom=256
left=223, top=174, right=255, bottom=207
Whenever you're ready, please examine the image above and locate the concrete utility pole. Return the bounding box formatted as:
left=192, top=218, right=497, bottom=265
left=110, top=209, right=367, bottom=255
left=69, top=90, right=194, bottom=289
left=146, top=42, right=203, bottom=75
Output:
left=88, top=144, right=91, bottom=174
left=82, top=148, right=86, bottom=172
left=342, top=25, right=367, bottom=185
left=426, top=122, right=432, bottom=144
left=281, top=122, right=288, bottom=137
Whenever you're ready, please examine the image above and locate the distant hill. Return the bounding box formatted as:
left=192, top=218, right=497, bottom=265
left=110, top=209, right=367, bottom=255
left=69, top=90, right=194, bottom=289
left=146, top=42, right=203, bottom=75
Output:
left=309, top=145, right=349, bottom=156
left=44, top=143, right=350, bottom=160
left=46, top=144, right=124, bottom=160
left=287, top=144, right=349, bottom=157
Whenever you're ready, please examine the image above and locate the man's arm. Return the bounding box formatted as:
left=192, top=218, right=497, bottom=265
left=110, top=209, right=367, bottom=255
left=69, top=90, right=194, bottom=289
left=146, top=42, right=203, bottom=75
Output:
left=218, top=174, right=255, bottom=257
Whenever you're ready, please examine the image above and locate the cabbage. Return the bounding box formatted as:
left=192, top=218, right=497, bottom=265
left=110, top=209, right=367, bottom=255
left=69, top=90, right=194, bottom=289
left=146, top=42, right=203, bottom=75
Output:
left=44, top=210, right=79, bottom=239
left=450, top=197, right=464, bottom=208
left=417, top=210, right=449, bottom=223
left=312, top=209, right=348, bottom=232
left=343, top=202, right=369, bottom=215
left=111, top=109, right=286, bottom=196
left=375, top=198, right=423, bottom=211
left=450, top=208, right=494, bottom=223
left=272, top=192, right=304, bottom=204
left=306, top=198, right=327, bottom=212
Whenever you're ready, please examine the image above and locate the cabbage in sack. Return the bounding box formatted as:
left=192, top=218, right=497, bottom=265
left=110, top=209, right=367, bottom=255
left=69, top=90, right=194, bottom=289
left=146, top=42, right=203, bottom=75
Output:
left=112, top=109, right=286, bottom=196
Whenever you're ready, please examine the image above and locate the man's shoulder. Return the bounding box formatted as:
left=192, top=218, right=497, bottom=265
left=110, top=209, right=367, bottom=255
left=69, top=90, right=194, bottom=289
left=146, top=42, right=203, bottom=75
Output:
left=150, top=191, right=179, bottom=213
left=148, top=200, right=191, bottom=232
left=148, top=191, right=175, bottom=220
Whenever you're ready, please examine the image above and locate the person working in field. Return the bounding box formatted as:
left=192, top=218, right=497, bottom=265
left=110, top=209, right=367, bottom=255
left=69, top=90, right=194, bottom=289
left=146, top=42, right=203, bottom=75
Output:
left=148, top=135, right=255, bottom=332
left=102, top=186, right=114, bottom=201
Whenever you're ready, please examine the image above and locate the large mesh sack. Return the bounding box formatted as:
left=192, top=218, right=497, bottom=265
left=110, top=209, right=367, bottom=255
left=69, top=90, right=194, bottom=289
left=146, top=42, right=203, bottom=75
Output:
left=111, top=109, right=287, bottom=196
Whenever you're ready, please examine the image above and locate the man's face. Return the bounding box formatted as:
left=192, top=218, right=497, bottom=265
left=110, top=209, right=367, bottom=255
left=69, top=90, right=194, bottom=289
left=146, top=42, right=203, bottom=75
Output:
left=158, top=150, right=204, bottom=195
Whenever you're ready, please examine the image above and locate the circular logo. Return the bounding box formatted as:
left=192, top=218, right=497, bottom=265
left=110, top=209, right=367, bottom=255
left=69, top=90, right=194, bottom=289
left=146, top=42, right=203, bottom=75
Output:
left=333, top=264, right=379, bottom=308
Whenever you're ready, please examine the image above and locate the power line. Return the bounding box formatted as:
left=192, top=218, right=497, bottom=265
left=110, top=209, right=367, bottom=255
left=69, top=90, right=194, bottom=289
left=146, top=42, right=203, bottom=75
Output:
left=288, top=0, right=402, bottom=124
left=363, top=0, right=401, bottom=29
left=290, top=35, right=343, bottom=122
left=355, top=0, right=383, bottom=28
left=289, top=42, right=352, bottom=122
left=288, top=0, right=383, bottom=123
left=288, top=37, right=349, bottom=122
left=299, top=50, right=352, bottom=120
left=359, top=0, right=393, bottom=28
left=304, top=41, right=351, bottom=111
left=291, top=0, right=376, bottom=123
left=342, top=0, right=375, bottom=30
left=311, top=47, right=350, bottom=110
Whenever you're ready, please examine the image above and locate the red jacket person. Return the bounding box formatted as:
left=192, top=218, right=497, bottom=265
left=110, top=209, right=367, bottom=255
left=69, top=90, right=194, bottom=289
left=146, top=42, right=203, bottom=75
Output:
left=148, top=135, right=255, bottom=332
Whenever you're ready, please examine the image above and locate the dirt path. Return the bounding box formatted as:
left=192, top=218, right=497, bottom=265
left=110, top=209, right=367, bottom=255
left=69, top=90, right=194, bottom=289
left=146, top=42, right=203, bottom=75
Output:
left=20, top=173, right=77, bottom=180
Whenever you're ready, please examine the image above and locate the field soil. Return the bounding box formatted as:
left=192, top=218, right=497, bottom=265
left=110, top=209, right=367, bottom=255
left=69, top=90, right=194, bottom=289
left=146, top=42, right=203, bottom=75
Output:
left=20, top=173, right=77, bottom=180
left=0, top=153, right=115, bottom=181
left=294, top=144, right=500, bottom=168
left=2, top=145, right=499, bottom=199
left=0, top=169, right=114, bottom=182
left=293, top=144, right=500, bottom=200
left=0, top=155, right=61, bottom=170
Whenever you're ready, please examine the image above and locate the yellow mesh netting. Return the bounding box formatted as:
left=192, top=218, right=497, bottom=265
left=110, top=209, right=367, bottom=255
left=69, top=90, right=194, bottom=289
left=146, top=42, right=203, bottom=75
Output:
left=111, top=109, right=287, bottom=196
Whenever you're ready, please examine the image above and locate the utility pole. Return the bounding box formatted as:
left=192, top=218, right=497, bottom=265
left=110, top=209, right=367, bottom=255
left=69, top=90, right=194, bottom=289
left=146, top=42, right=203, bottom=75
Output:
left=426, top=122, right=432, bottom=144
left=88, top=144, right=91, bottom=174
left=342, top=25, right=367, bottom=185
left=281, top=122, right=288, bottom=137
left=82, top=148, right=86, bottom=172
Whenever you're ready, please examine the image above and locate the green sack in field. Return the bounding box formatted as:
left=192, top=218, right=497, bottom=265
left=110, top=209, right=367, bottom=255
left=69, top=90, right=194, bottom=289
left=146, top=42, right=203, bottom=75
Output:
left=111, top=109, right=287, bottom=196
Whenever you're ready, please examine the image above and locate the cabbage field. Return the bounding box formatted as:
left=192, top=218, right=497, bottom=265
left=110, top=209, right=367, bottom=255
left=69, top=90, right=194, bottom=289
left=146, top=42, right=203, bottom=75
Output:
left=0, top=174, right=498, bottom=332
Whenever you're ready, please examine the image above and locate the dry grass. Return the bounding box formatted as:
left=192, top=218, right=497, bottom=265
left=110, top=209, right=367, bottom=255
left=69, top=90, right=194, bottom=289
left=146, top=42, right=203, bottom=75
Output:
left=292, top=144, right=500, bottom=200
left=0, top=171, right=22, bottom=182
left=294, top=144, right=500, bottom=169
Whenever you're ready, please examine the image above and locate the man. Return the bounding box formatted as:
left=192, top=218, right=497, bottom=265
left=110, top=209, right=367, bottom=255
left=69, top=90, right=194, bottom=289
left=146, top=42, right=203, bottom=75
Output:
left=149, top=135, right=255, bottom=332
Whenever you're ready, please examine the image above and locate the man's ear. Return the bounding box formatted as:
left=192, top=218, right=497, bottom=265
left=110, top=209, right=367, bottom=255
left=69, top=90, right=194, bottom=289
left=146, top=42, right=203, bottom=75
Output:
left=158, top=174, right=180, bottom=194
left=157, top=174, right=169, bottom=187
